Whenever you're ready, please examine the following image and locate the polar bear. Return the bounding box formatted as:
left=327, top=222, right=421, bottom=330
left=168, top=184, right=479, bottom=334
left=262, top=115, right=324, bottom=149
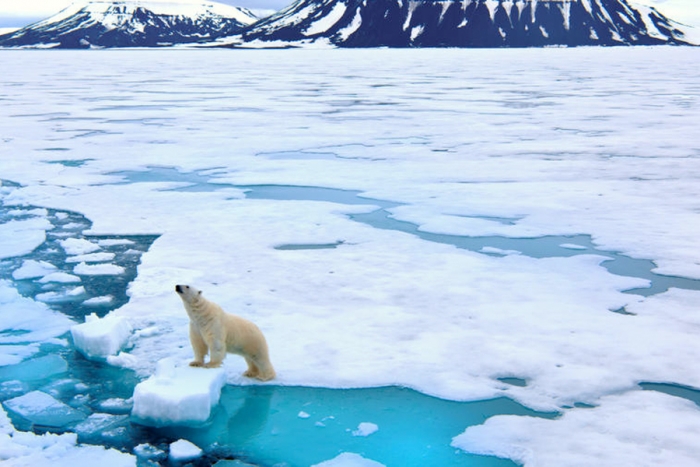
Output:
left=175, top=284, right=276, bottom=381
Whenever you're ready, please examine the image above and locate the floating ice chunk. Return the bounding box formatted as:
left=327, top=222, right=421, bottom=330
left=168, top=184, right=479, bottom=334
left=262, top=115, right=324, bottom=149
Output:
left=0, top=355, right=68, bottom=383
left=560, top=243, right=588, bottom=250
left=169, top=439, right=202, bottom=462
left=74, top=413, right=130, bottom=444
left=0, top=380, right=29, bottom=399
left=97, top=397, right=133, bottom=414
left=36, top=286, right=86, bottom=303
left=298, top=411, right=311, bottom=419
left=60, top=238, right=100, bottom=255
left=98, top=239, right=134, bottom=247
left=73, top=262, right=125, bottom=276
left=38, top=272, right=82, bottom=284
left=352, top=422, right=378, bottom=437
left=131, top=359, right=226, bottom=426
left=65, top=252, right=116, bottom=263
left=71, top=313, right=132, bottom=360
left=0, top=407, right=135, bottom=466
left=83, top=295, right=114, bottom=306
left=0, top=218, right=51, bottom=260
left=3, top=391, right=86, bottom=428
left=0, top=281, right=73, bottom=344
left=107, top=351, right=139, bottom=368
left=12, top=260, right=57, bottom=280
left=0, top=344, right=40, bottom=366
left=134, top=443, right=166, bottom=461
left=479, top=246, right=521, bottom=256
left=311, top=452, right=386, bottom=467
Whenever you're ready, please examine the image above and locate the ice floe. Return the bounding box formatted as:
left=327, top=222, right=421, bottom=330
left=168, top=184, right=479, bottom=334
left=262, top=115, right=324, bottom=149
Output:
left=131, top=359, right=226, bottom=426
left=70, top=313, right=132, bottom=360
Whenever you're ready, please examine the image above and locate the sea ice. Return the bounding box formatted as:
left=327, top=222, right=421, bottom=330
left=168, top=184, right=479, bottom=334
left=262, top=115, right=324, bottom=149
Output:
left=2, top=47, right=700, bottom=467
left=65, top=252, right=116, bottom=263
left=73, top=262, right=125, bottom=275
left=452, top=391, right=700, bottom=466
left=35, top=286, right=86, bottom=303
left=169, top=439, right=203, bottom=462
left=131, top=359, right=226, bottom=426
left=352, top=422, right=378, bottom=437
left=38, top=272, right=82, bottom=283
left=11, top=260, right=57, bottom=280
left=74, top=413, right=130, bottom=444
left=60, top=238, right=100, bottom=255
left=82, top=295, right=114, bottom=306
left=0, top=355, right=67, bottom=383
left=3, top=390, right=86, bottom=428
left=312, top=452, right=386, bottom=467
left=70, top=313, right=133, bottom=360
left=0, top=218, right=51, bottom=260
left=0, top=280, right=73, bottom=344
left=0, top=406, right=135, bottom=467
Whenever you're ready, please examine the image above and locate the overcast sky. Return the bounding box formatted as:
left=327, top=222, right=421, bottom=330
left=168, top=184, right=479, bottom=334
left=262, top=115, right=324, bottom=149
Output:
left=0, top=0, right=698, bottom=30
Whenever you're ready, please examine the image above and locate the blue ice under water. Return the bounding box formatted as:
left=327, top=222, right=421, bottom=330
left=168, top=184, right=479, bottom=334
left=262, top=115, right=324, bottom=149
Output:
left=3, top=168, right=700, bottom=466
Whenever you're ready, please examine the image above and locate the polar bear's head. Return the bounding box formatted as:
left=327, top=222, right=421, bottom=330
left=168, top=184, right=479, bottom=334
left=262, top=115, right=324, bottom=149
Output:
left=175, top=284, right=202, bottom=303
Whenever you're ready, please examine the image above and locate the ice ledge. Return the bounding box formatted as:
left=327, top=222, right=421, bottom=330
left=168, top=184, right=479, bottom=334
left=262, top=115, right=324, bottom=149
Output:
left=131, top=358, right=226, bottom=427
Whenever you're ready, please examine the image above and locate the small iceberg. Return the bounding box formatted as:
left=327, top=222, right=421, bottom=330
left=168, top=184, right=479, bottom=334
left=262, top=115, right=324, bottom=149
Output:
left=71, top=313, right=132, bottom=360
left=131, top=359, right=226, bottom=427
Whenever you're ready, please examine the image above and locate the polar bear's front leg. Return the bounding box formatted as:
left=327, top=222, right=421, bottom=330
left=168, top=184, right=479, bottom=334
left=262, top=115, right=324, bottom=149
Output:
left=205, top=333, right=226, bottom=368
left=189, top=323, right=207, bottom=367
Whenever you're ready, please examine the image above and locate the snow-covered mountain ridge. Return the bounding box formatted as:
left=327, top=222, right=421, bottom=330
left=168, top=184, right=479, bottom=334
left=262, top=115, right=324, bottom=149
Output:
left=233, top=0, right=691, bottom=47
left=0, top=0, right=258, bottom=48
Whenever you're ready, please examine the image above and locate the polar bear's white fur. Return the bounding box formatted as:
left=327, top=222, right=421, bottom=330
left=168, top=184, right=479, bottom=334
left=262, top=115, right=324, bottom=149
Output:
left=175, top=284, right=276, bottom=381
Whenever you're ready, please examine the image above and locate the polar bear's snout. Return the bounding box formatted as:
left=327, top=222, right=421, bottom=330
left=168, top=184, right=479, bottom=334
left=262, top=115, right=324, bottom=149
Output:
left=175, top=284, right=184, bottom=294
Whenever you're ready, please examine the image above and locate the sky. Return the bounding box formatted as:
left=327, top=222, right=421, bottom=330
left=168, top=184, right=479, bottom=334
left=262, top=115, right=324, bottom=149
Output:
left=0, top=0, right=699, bottom=31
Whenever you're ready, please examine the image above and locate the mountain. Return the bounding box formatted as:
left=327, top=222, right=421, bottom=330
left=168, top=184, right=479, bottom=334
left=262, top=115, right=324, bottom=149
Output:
left=233, top=0, right=691, bottom=47
left=0, top=0, right=258, bottom=48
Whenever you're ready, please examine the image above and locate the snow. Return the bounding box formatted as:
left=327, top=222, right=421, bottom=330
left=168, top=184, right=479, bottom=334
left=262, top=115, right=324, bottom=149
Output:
left=70, top=313, right=133, bottom=360
left=304, top=2, right=346, bottom=36
left=1, top=47, right=700, bottom=465
left=131, top=358, right=226, bottom=426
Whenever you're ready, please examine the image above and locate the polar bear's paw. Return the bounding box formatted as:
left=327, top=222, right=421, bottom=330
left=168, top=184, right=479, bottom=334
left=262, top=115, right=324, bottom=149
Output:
left=189, top=361, right=204, bottom=367
left=204, top=361, right=222, bottom=369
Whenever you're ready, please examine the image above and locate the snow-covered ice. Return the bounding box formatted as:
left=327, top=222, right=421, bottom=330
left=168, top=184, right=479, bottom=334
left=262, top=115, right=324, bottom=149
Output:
left=70, top=313, right=132, bottom=360
left=1, top=46, right=699, bottom=466
left=131, top=359, right=226, bottom=426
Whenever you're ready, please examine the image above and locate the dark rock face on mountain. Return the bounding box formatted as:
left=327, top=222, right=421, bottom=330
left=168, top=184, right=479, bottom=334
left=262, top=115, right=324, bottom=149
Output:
left=237, top=0, right=690, bottom=47
left=0, top=1, right=258, bottom=48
